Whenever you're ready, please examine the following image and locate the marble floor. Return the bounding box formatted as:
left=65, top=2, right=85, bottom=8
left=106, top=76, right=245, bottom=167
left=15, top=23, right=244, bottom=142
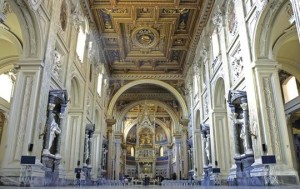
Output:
left=0, top=186, right=299, bottom=189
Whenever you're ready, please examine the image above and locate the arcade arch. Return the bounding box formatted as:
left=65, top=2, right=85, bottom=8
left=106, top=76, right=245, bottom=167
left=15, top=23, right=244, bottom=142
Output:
left=116, top=100, right=180, bottom=133
left=107, top=79, right=188, bottom=121
left=254, top=0, right=300, bottom=180
left=212, top=78, right=231, bottom=177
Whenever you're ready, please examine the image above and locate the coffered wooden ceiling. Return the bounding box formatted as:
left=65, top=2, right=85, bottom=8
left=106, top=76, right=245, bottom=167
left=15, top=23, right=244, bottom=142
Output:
left=88, top=0, right=214, bottom=76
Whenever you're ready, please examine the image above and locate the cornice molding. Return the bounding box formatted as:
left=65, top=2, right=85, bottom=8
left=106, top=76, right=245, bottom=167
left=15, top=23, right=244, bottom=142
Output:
left=111, top=74, right=185, bottom=80
left=119, top=93, right=176, bottom=101
left=184, top=0, right=215, bottom=76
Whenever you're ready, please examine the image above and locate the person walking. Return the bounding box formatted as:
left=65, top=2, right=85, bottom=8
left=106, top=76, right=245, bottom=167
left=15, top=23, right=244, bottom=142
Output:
left=76, top=170, right=81, bottom=186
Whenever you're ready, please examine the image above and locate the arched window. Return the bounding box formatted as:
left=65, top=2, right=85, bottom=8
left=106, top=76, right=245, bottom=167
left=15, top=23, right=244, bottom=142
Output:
left=0, top=73, right=14, bottom=103
left=97, top=73, right=103, bottom=96
left=282, top=76, right=299, bottom=103
left=193, top=75, right=199, bottom=95
left=130, top=146, right=135, bottom=156
left=202, top=64, right=207, bottom=89
left=76, top=25, right=87, bottom=62
left=211, top=30, right=219, bottom=60
left=160, top=146, right=164, bottom=157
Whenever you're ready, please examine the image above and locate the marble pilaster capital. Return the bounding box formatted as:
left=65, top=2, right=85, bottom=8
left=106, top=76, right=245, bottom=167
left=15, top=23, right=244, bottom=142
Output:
left=212, top=5, right=223, bottom=32
left=252, top=59, right=279, bottom=69
left=106, top=118, right=116, bottom=126
left=71, top=3, right=85, bottom=28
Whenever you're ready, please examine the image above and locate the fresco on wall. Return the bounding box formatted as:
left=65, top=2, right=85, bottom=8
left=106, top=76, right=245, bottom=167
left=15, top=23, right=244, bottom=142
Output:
left=126, top=125, right=137, bottom=144
left=155, top=125, right=167, bottom=143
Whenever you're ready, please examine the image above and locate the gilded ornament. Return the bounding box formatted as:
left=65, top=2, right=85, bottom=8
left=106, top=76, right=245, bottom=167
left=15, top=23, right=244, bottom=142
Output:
left=178, top=20, right=186, bottom=30
left=131, top=27, right=159, bottom=48
left=105, top=21, right=112, bottom=29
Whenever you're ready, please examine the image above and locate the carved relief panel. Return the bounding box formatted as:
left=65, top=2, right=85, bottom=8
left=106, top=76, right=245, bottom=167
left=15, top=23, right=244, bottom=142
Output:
left=52, top=42, right=67, bottom=83
left=229, top=44, right=243, bottom=84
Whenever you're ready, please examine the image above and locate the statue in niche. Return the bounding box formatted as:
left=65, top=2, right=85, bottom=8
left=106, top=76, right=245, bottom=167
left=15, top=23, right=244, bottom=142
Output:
left=239, top=124, right=246, bottom=153
left=85, top=136, right=89, bottom=163
left=250, top=119, right=258, bottom=154
left=47, top=113, right=61, bottom=151
left=205, top=138, right=210, bottom=163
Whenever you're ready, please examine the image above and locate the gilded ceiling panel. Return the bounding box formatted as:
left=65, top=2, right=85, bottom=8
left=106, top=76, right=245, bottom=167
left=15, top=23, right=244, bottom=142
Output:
left=89, top=0, right=213, bottom=75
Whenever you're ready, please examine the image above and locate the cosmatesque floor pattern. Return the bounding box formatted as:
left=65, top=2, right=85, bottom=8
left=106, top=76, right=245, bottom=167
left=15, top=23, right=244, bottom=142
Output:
left=0, top=186, right=299, bottom=189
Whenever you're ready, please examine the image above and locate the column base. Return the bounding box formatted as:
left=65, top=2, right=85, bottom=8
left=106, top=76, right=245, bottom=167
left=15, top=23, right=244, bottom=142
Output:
left=201, top=166, right=212, bottom=186
left=42, top=153, right=67, bottom=186
left=250, top=161, right=299, bottom=186
left=82, top=166, right=93, bottom=186
left=0, top=159, right=45, bottom=186
left=228, top=156, right=300, bottom=186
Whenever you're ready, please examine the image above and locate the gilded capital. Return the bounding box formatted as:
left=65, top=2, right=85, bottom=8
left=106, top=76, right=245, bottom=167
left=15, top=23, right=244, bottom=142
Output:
left=106, top=118, right=116, bottom=126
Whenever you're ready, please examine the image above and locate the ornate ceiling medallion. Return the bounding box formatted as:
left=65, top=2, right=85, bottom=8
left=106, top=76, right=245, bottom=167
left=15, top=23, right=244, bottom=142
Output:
left=131, top=27, right=159, bottom=48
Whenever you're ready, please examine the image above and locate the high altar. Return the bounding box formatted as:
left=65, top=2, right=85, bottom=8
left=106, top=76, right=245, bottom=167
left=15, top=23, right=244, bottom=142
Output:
left=135, top=108, right=156, bottom=178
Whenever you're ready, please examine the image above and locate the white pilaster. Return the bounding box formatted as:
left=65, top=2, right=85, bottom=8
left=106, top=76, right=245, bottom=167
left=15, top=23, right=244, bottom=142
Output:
left=254, top=59, right=298, bottom=177
left=114, top=137, right=121, bottom=180
left=290, top=0, right=300, bottom=42
left=0, top=59, right=44, bottom=175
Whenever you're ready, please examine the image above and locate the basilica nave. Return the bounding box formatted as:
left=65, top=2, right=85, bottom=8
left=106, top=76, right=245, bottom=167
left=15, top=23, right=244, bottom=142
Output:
left=0, top=0, right=299, bottom=187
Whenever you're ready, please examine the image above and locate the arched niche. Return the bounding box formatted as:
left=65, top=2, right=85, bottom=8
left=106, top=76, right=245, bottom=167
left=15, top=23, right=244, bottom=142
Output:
left=0, top=27, right=22, bottom=58
left=107, top=79, right=188, bottom=119
left=252, top=1, right=292, bottom=60
left=70, top=76, right=83, bottom=108
left=9, top=0, right=44, bottom=59
left=273, top=29, right=300, bottom=81
left=212, top=77, right=232, bottom=173
left=116, top=100, right=180, bottom=132
left=213, top=77, right=226, bottom=109
left=95, top=109, right=100, bottom=131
